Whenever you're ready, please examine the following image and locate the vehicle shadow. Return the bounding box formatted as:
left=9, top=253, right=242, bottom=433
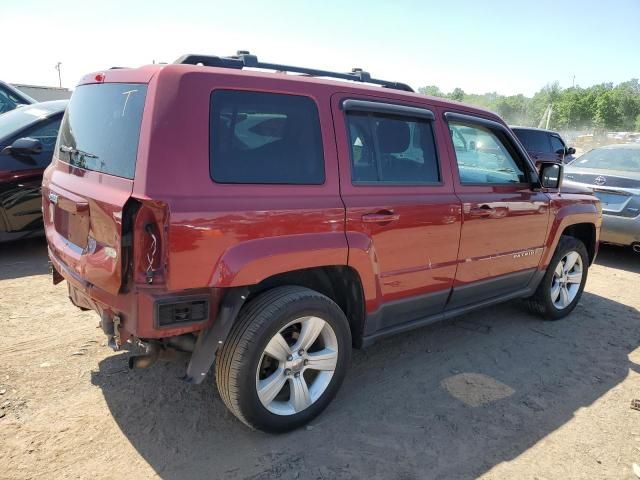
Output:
left=0, top=237, right=49, bottom=281
left=92, top=292, right=640, bottom=479
left=596, top=244, right=640, bottom=274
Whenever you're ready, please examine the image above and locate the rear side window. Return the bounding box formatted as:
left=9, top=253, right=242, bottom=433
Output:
left=210, top=90, right=324, bottom=184
left=346, top=112, right=440, bottom=184
left=58, top=83, right=147, bottom=179
left=514, top=129, right=551, bottom=153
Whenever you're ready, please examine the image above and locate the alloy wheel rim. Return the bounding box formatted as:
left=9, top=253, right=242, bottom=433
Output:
left=551, top=251, right=583, bottom=309
left=256, top=316, right=338, bottom=416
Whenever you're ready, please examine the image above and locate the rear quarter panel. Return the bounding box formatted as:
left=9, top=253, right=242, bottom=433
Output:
left=137, top=66, right=347, bottom=291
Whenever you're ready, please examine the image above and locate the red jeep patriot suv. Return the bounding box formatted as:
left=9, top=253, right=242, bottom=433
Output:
left=43, top=52, right=601, bottom=432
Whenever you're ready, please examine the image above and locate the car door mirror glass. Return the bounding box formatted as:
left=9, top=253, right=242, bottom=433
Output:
left=539, top=162, right=562, bottom=189
left=566, top=147, right=576, bottom=155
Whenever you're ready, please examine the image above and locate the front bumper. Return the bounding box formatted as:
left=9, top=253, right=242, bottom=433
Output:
left=600, top=213, right=640, bottom=246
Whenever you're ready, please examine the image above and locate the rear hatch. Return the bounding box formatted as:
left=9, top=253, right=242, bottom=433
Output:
left=43, top=82, right=147, bottom=294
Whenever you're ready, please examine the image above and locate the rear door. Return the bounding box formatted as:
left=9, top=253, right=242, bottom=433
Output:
left=444, top=113, right=550, bottom=308
left=42, top=82, right=147, bottom=294
left=332, top=94, right=461, bottom=334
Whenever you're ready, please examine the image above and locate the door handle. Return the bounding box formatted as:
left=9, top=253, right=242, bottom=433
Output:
left=362, top=212, right=400, bottom=223
left=469, top=205, right=495, bottom=217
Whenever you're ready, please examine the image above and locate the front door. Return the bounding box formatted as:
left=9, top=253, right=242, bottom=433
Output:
left=0, top=117, right=61, bottom=234
left=332, top=94, right=462, bottom=335
left=444, top=112, right=550, bottom=308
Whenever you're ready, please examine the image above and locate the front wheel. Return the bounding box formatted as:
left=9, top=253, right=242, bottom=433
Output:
left=526, top=235, right=589, bottom=320
left=215, top=286, right=351, bottom=433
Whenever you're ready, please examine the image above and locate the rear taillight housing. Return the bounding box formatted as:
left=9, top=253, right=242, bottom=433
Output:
left=131, top=200, right=169, bottom=286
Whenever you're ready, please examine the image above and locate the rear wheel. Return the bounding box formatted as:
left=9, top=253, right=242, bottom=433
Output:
left=526, top=235, right=589, bottom=320
left=215, top=286, right=351, bottom=432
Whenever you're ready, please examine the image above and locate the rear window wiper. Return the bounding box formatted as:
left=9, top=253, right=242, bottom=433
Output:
left=59, top=145, right=99, bottom=159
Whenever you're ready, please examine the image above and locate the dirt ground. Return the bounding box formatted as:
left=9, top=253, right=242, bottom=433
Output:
left=1, top=239, right=639, bottom=480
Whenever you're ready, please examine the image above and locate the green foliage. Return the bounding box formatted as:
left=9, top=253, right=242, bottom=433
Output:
left=449, top=88, right=466, bottom=101
left=418, top=79, right=640, bottom=131
left=418, top=85, right=444, bottom=97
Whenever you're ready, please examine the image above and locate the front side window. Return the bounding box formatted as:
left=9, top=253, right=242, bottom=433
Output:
left=210, top=90, right=324, bottom=184
left=0, top=117, right=62, bottom=171
left=449, top=121, right=526, bottom=184
left=26, top=118, right=62, bottom=152
left=346, top=112, right=440, bottom=184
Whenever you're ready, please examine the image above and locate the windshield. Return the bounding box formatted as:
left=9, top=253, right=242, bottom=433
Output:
left=571, top=147, right=640, bottom=172
left=0, top=105, right=55, bottom=142
left=57, top=83, right=147, bottom=179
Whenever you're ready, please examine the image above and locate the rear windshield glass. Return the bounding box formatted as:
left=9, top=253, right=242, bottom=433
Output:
left=209, top=90, right=325, bottom=184
left=58, top=83, right=147, bottom=179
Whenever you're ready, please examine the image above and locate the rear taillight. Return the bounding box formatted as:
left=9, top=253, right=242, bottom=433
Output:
left=131, top=200, right=168, bottom=286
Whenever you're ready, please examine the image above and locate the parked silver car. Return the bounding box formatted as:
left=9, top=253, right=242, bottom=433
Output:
left=564, top=144, right=640, bottom=251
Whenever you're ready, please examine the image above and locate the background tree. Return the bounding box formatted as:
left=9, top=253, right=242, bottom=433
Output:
left=417, top=78, right=640, bottom=132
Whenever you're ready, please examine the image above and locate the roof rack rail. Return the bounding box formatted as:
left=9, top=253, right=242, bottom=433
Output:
left=173, top=51, right=414, bottom=92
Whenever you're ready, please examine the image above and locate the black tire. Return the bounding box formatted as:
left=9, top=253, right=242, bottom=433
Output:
left=526, top=235, right=589, bottom=320
left=215, top=286, right=351, bottom=433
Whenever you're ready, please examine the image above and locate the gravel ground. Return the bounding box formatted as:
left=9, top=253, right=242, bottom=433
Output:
left=1, top=238, right=639, bottom=480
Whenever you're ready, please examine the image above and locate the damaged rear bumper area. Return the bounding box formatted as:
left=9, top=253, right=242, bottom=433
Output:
left=49, top=249, right=248, bottom=383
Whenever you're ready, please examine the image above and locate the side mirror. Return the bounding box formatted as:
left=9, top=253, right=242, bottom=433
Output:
left=566, top=146, right=576, bottom=155
left=538, top=162, right=563, bottom=189
left=1, top=137, right=43, bottom=156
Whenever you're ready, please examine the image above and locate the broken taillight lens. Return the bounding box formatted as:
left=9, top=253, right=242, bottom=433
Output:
left=131, top=200, right=168, bottom=286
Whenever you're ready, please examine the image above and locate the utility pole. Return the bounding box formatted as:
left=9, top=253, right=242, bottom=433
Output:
left=568, top=75, right=575, bottom=131
left=55, top=62, right=62, bottom=88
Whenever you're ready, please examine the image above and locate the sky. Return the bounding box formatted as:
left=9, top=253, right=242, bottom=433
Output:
left=2, top=0, right=639, bottom=96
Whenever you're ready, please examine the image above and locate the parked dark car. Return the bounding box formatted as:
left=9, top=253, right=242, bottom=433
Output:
left=511, top=126, right=576, bottom=164
left=0, top=81, right=36, bottom=114
left=0, top=100, right=66, bottom=242
left=44, top=52, right=600, bottom=432
left=564, top=144, right=640, bottom=250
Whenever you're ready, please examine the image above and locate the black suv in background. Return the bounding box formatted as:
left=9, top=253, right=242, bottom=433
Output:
left=511, top=126, right=576, bottom=164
